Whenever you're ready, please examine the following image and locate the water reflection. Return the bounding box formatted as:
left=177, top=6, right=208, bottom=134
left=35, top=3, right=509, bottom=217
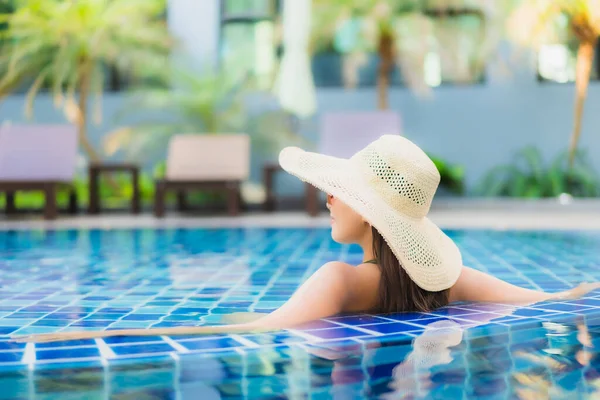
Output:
left=324, top=305, right=518, bottom=398
left=263, top=305, right=600, bottom=399
left=382, top=320, right=464, bottom=398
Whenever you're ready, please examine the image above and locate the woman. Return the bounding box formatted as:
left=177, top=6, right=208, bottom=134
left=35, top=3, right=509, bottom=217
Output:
left=14, top=135, right=599, bottom=343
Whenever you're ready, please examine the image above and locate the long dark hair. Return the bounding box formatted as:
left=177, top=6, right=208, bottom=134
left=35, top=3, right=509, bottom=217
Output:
left=371, top=227, right=449, bottom=313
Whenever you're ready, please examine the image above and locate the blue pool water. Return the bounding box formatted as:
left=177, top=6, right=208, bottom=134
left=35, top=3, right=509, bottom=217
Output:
left=0, top=228, right=599, bottom=399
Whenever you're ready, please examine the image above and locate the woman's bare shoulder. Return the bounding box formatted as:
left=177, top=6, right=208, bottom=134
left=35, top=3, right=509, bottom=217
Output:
left=344, top=261, right=381, bottom=312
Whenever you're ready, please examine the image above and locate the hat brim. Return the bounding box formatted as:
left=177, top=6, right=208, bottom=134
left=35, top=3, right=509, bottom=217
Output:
left=279, top=146, right=462, bottom=292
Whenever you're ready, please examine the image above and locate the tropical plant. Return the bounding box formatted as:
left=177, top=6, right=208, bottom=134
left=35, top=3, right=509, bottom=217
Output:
left=0, top=0, right=173, bottom=162
left=504, top=0, right=600, bottom=169
left=428, top=154, right=465, bottom=195
left=103, top=68, right=308, bottom=163
left=475, top=146, right=600, bottom=198
left=309, top=0, right=488, bottom=109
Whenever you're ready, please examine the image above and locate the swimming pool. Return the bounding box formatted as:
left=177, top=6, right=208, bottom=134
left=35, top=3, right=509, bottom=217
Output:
left=0, top=228, right=599, bottom=399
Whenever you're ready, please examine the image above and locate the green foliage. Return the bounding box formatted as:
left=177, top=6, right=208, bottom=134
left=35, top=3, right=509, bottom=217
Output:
left=105, top=68, right=247, bottom=162
left=505, top=0, right=600, bottom=169
left=104, top=68, right=308, bottom=163
left=310, top=0, right=424, bottom=52
left=475, top=146, right=600, bottom=198
left=505, top=0, right=600, bottom=47
left=428, top=154, right=465, bottom=195
left=0, top=0, right=172, bottom=159
left=0, top=172, right=157, bottom=210
left=310, top=0, right=488, bottom=93
left=0, top=0, right=172, bottom=95
left=153, top=161, right=167, bottom=179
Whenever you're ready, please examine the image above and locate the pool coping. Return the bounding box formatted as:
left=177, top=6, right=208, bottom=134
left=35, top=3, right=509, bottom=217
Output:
left=0, top=206, right=599, bottom=231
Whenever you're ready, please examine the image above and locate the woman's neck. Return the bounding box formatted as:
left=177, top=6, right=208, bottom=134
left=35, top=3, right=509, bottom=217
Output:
left=359, top=232, right=375, bottom=263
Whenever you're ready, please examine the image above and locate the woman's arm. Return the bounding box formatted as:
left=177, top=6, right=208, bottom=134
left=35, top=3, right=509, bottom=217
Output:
left=450, top=266, right=600, bottom=305
left=14, top=262, right=358, bottom=343
left=450, top=266, right=553, bottom=304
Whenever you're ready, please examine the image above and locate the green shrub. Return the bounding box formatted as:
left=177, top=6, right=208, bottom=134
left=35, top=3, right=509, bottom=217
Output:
left=475, top=147, right=600, bottom=198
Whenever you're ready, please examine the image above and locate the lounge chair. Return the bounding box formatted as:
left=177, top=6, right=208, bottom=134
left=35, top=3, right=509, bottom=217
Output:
left=264, top=110, right=402, bottom=215
left=154, top=134, right=250, bottom=217
left=0, top=124, right=79, bottom=220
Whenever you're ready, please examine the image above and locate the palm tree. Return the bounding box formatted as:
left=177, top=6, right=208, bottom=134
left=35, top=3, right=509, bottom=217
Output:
left=0, top=0, right=173, bottom=162
left=309, top=0, right=487, bottom=109
left=505, top=0, right=600, bottom=169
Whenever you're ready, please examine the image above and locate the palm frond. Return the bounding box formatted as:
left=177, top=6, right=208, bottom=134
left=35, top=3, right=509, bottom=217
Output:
left=90, top=62, right=105, bottom=125
left=0, top=0, right=174, bottom=158
left=24, top=66, right=50, bottom=118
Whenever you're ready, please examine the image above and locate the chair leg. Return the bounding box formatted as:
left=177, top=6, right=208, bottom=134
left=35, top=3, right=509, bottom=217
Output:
left=263, top=165, right=275, bottom=212
left=176, top=191, right=188, bottom=212
left=154, top=182, right=166, bottom=218
left=88, top=168, right=100, bottom=214
left=5, top=192, right=16, bottom=215
left=239, top=190, right=246, bottom=211
left=132, top=169, right=141, bottom=214
left=68, top=189, right=78, bottom=215
left=306, top=183, right=318, bottom=217
left=227, top=183, right=240, bottom=216
left=44, top=185, right=58, bottom=220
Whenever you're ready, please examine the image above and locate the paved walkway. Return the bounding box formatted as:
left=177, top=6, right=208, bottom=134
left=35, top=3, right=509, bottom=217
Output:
left=0, top=199, right=599, bottom=230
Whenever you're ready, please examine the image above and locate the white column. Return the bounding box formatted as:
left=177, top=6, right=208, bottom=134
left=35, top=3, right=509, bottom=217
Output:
left=167, top=0, right=220, bottom=69
left=273, top=0, right=317, bottom=118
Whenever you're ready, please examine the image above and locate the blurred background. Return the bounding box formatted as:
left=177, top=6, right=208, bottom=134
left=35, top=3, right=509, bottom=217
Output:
left=0, top=0, right=599, bottom=214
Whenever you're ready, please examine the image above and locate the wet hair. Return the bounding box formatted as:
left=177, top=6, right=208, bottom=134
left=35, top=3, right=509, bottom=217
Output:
left=371, top=227, right=449, bottom=313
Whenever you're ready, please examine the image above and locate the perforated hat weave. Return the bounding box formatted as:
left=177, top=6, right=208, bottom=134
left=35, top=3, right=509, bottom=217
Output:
left=279, top=134, right=463, bottom=292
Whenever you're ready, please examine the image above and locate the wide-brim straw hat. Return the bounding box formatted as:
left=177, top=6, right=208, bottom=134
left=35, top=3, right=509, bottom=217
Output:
left=279, top=134, right=462, bottom=292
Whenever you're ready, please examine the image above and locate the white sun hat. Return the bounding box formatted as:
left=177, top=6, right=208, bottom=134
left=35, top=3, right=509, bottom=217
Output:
left=279, top=134, right=463, bottom=292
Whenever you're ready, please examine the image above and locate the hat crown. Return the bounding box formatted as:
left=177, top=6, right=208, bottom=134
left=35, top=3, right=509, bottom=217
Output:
left=352, top=135, right=440, bottom=218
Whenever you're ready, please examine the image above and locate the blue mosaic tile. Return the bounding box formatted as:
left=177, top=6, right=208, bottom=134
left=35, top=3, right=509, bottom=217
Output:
left=365, top=332, right=416, bottom=347
left=0, top=352, right=22, bottom=362
left=121, top=314, right=163, bottom=321
left=103, top=335, right=164, bottom=345
left=244, top=332, right=306, bottom=346
left=394, top=315, right=452, bottom=327
left=301, top=327, right=369, bottom=340
left=58, top=307, right=98, bottom=313
left=0, top=228, right=598, bottom=398
left=531, top=302, right=594, bottom=312
left=0, top=340, right=26, bottom=352
left=179, top=337, right=242, bottom=351
left=0, top=327, right=19, bottom=335
left=111, top=343, right=175, bottom=356
left=36, top=347, right=99, bottom=361
left=69, top=320, right=113, bottom=328
left=36, top=339, right=96, bottom=349
left=326, top=315, right=391, bottom=325
left=430, top=307, right=480, bottom=317
left=510, top=308, right=558, bottom=317
left=305, top=339, right=362, bottom=354
left=31, top=320, right=70, bottom=327
left=361, top=322, right=423, bottom=335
